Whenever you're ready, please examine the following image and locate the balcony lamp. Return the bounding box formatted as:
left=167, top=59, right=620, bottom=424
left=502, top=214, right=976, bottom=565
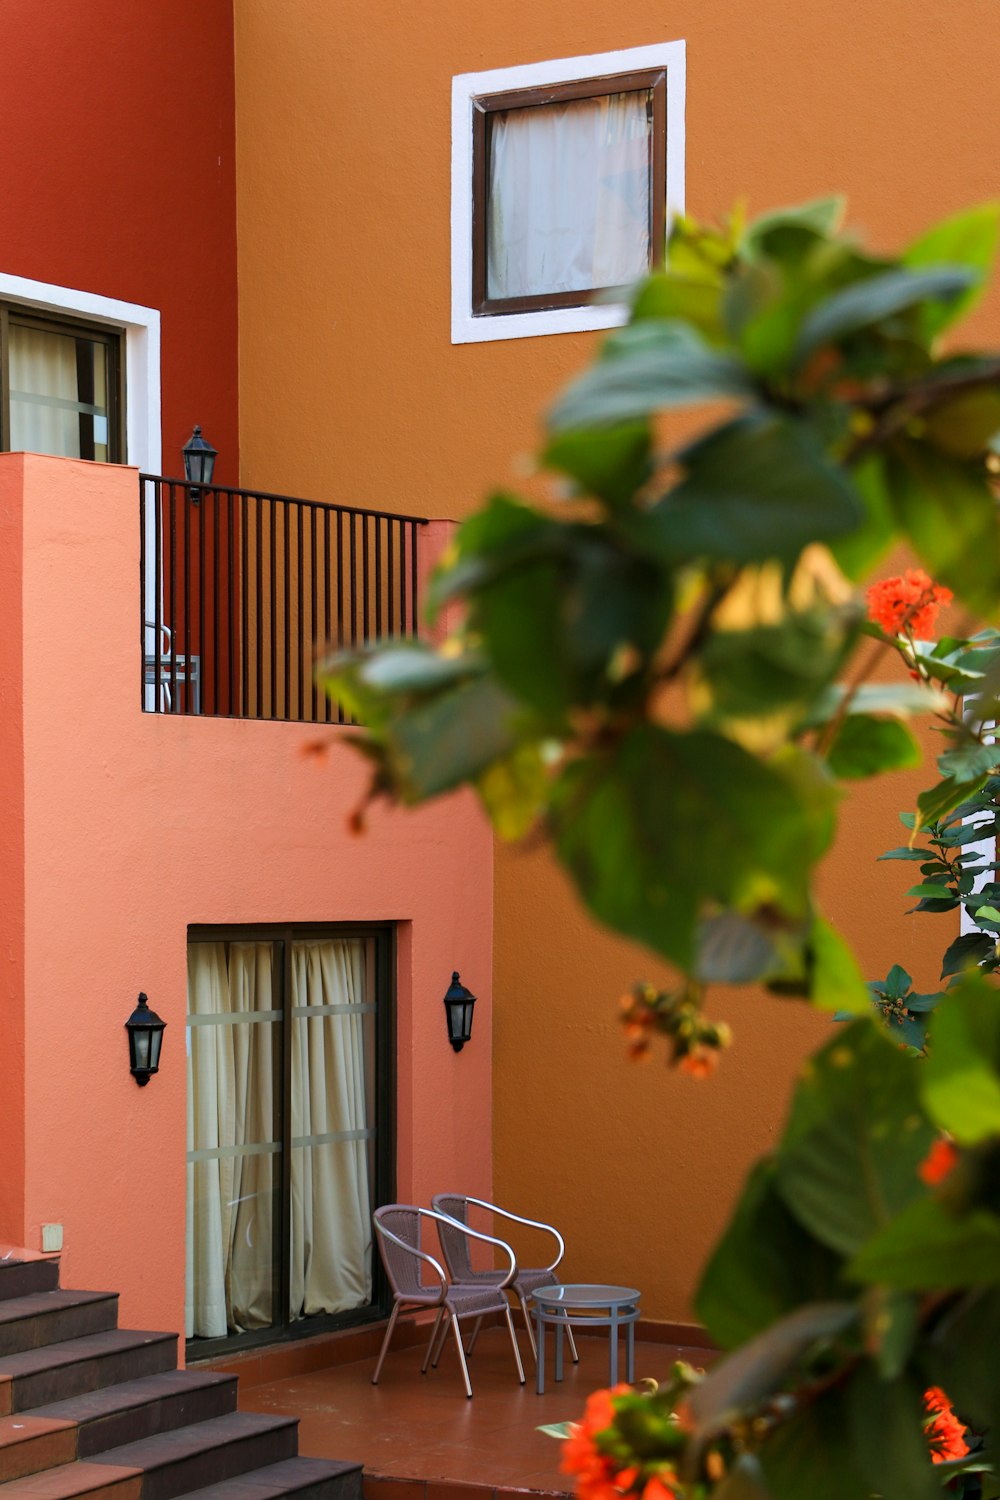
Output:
left=182, top=425, right=217, bottom=502
left=443, top=971, right=476, bottom=1052
left=125, top=992, right=166, bottom=1086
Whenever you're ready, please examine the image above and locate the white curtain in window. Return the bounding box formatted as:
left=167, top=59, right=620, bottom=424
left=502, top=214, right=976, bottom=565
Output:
left=8, top=324, right=80, bottom=456
left=290, top=940, right=372, bottom=1318
left=186, top=942, right=277, bottom=1338
left=486, top=89, right=653, bottom=300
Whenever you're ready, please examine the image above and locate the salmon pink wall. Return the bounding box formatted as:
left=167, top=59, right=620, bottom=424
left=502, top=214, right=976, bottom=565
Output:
left=1, top=0, right=238, bottom=481
left=233, top=0, right=1000, bottom=1320
left=0, top=454, right=492, bottom=1341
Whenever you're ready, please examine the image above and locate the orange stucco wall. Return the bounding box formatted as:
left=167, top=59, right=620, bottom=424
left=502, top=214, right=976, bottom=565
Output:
left=0, top=453, right=493, bottom=1339
left=233, top=0, right=1000, bottom=1318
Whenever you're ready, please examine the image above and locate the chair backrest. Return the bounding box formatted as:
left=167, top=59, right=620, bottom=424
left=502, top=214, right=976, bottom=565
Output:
left=373, top=1205, right=434, bottom=1298
left=431, top=1193, right=476, bottom=1280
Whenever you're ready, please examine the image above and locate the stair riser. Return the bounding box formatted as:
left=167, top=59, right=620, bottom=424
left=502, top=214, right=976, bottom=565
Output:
left=0, top=1426, right=78, bottom=1482
left=0, top=1262, right=60, bottom=1301
left=76, top=1379, right=239, bottom=1458
left=140, top=1424, right=298, bottom=1500
left=0, top=1298, right=118, bottom=1358
left=8, top=1340, right=177, bottom=1413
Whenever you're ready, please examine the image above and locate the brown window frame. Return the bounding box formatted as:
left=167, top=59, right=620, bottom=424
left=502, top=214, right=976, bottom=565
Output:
left=471, top=68, right=668, bottom=318
left=0, top=302, right=125, bottom=462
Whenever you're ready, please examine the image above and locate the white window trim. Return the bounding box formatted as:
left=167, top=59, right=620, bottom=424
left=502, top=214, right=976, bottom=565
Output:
left=0, top=271, right=161, bottom=471
left=451, top=40, right=686, bottom=346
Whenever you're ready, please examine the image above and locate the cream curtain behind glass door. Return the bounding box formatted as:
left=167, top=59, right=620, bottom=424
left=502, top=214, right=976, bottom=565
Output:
left=186, top=942, right=277, bottom=1338
left=486, top=89, right=653, bottom=300
left=8, top=324, right=80, bottom=455
left=290, top=940, right=373, bottom=1318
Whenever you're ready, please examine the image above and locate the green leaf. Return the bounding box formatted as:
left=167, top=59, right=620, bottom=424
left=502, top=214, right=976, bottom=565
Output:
left=697, top=613, right=849, bottom=722
left=552, top=725, right=820, bottom=970
left=917, top=774, right=990, bottom=832
left=809, top=917, right=871, bottom=1015
left=694, top=912, right=786, bottom=985
left=938, top=737, right=1000, bottom=782
left=776, top=1021, right=935, bottom=1257
left=922, top=1287, right=1000, bottom=1434
left=905, top=883, right=955, bottom=902
left=476, top=742, right=551, bottom=841
left=639, top=413, right=863, bottom=566
left=941, top=931, right=996, bottom=980
left=827, top=714, right=921, bottom=779
left=794, top=266, right=978, bottom=364
left=878, top=846, right=937, bottom=862
left=759, top=1388, right=871, bottom=1500
left=831, top=453, right=895, bottom=579
left=391, top=673, right=524, bottom=799
left=846, top=1363, right=938, bottom=1500
left=543, top=422, right=652, bottom=507
left=536, top=1422, right=574, bottom=1441
left=687, top=1301, right=859, bottom=1437
left=849, top=1195, right=1000, bottom=1289
left=548, top=319, right=754, bottom=432
left=886, top=439, right=1000, bottom=618
left=808, top=679, right=949, bottom=724
left=866, top=1287, right=919, bottom=1379
left=695, top=1159, right=847, bottom=1348
left=742, top=196, right=845, bottom=253
left=924, top=384, right=1000, bottom=459
left=904, top=202, right=1000, bottom=338
left=923, top=969, right=1000, bottom=1143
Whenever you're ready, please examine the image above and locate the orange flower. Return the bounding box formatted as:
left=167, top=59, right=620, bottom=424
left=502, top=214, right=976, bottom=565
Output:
left=678, top=1047, right=718, bottom=1080
left=642, top=1476, right=681, bottom=1500
left=924, top=1387, right=969, bottom=1464
left=919, top=1138, right=959, bottom=1187
left=866, top=569, right=952, bottom=638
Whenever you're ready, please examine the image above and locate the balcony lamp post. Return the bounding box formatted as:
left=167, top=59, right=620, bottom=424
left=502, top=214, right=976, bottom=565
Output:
left=182, top=425, right=217, bottom=504
left=125, top=992, right=166, bottom=1086
left=443, top=971, right=476, bottom=1052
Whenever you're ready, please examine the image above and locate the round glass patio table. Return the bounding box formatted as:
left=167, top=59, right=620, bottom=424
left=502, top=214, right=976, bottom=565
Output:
left=531, top=1284, right=641, bottom=1395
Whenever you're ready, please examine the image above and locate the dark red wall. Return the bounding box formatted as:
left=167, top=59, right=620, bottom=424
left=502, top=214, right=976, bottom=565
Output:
left=1, top=0, right=238, bottom=483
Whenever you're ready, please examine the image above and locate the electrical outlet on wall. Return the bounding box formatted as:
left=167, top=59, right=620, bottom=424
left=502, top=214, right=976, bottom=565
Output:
left=41, top=1224, right=63, bottom=1253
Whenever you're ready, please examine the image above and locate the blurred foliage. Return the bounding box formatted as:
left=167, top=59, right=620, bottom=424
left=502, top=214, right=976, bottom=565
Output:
left=322, top=200, right=1000, bottom=1497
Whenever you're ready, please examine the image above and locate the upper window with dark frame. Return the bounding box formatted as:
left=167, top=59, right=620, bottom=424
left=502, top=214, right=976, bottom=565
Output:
left=0, top=302, right=124, bottom=463
left=452, top=42, right=686, bottom=344
left=474, top=70, right=666, bottom=317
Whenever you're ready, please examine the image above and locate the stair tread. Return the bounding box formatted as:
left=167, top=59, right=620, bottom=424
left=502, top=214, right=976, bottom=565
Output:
left=181, top=1457, right=363, bottom=1499
left=0, top=1332, right=175, bottom=1379
left=29, top=1370, right=236, bottom=1427
left=0, top=1457, right=142, bottom=1495
left=93, top=1411, right=298, bottom=1471
left=0, top=1296, right=114, bottom=1330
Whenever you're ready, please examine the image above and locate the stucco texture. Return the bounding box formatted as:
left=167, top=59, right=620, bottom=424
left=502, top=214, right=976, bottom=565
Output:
left=233, top=0, right=1000, bottom=1317
left=0, top=455, right=493, bottom=1341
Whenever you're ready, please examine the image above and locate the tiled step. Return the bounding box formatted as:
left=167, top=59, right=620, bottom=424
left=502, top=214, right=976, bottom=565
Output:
left=182, top=1457, right=364, bottom=1500
left=32, top=1370, right=239, bottom=1458
left=0, top=1333, right=177, bottom=1415
left=0, top=1266, right=60, bottom=1304
left=0, top=1457, right=143, bottom=1497
left=0, top=1297, right=118, bottom=1360
left=93, top=1412, right=299, bottom=1500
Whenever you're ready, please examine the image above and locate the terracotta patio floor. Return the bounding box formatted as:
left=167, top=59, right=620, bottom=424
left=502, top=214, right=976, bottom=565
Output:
left=237, top=1326, right=713, bottom=1496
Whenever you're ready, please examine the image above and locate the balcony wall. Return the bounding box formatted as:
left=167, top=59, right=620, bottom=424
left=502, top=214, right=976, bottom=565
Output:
left=0, top=453, right=493, bottom=1341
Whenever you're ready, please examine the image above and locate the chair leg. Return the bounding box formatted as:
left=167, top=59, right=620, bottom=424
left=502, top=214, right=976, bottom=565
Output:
left=372, top=1301, right=401, bottom=1385
left=421, top=1308, right=445, bottom=1375
left=519, top=1295, right=538, bottom=1363
left=451, top=1314, right=473, bottom=1398
left=431, top=1309, right=450, bottom=1368
left=466, top=1314, right=484, bottom=1356
left=504, top=1304, right=526, bottom=1385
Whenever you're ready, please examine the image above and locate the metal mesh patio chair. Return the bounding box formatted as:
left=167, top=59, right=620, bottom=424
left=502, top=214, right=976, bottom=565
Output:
left=431, top=1192, right=578, bottom=1366
left=372, top=1204, right=525, bottom=1399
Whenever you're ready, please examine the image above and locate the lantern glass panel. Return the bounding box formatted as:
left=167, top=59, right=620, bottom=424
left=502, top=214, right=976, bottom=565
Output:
left=133, top=1029, right=151, bottom=1069
left=148, top=1028, right=164, bottom=1071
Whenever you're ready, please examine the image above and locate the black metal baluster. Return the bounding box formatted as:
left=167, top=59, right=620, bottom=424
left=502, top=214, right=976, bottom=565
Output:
left=362, top=512, right=370, bottom=645
left=399, top=520, right=407, bottom=640
left=296, top=500, right=305, bottom=720
left=198, top=481, right=206, bottom=719
left=337, top=509, right=345, bottom=724
left=269, top=499, right=277, bottom=719
left=374, top=516, right=383, bottom=643
left=283, top=499, right=291, bottom=720
left=241, top=492, right=249, bottom=719
left=411, top=521, right=419, bottom=637
left=169, top=482, right=178, bottom=709
left=311, top=506, right=319, bottom=723
left=323, top=506, right=332, bottom=723
left=387, top=518, right=395, bottom=639
left=213, top=485, right=221, bottom=715
left=228, top=491, right=237, bottom=719
left=183, top=479, right=191, bottom=713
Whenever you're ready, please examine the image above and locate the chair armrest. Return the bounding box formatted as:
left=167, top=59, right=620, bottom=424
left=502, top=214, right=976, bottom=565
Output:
left=463, top=1196, right=566, bottom=1274
left=424, top=1207, right=517, bottom=1289
left=375, top=1223, right=447, bottom=1299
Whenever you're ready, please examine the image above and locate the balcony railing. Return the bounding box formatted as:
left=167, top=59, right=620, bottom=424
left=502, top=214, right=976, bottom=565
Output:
left=140, top=476, right=427, bottom=722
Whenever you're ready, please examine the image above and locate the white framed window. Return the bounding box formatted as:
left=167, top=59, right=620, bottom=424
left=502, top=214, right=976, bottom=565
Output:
left=0, top=271, right=161, bottom=471
left=451, top=41, right=685, bottom=345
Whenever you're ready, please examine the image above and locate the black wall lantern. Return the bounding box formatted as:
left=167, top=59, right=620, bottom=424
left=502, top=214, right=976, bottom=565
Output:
left=182, top=425, right=217, bottom=503
left=443, top=971, right=476, bottom=1052
left=125, top=993, right=166, bottom=1086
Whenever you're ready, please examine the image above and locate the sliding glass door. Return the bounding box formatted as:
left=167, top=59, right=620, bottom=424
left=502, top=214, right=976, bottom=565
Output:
left=185, top=925, right=394, bottom=1353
